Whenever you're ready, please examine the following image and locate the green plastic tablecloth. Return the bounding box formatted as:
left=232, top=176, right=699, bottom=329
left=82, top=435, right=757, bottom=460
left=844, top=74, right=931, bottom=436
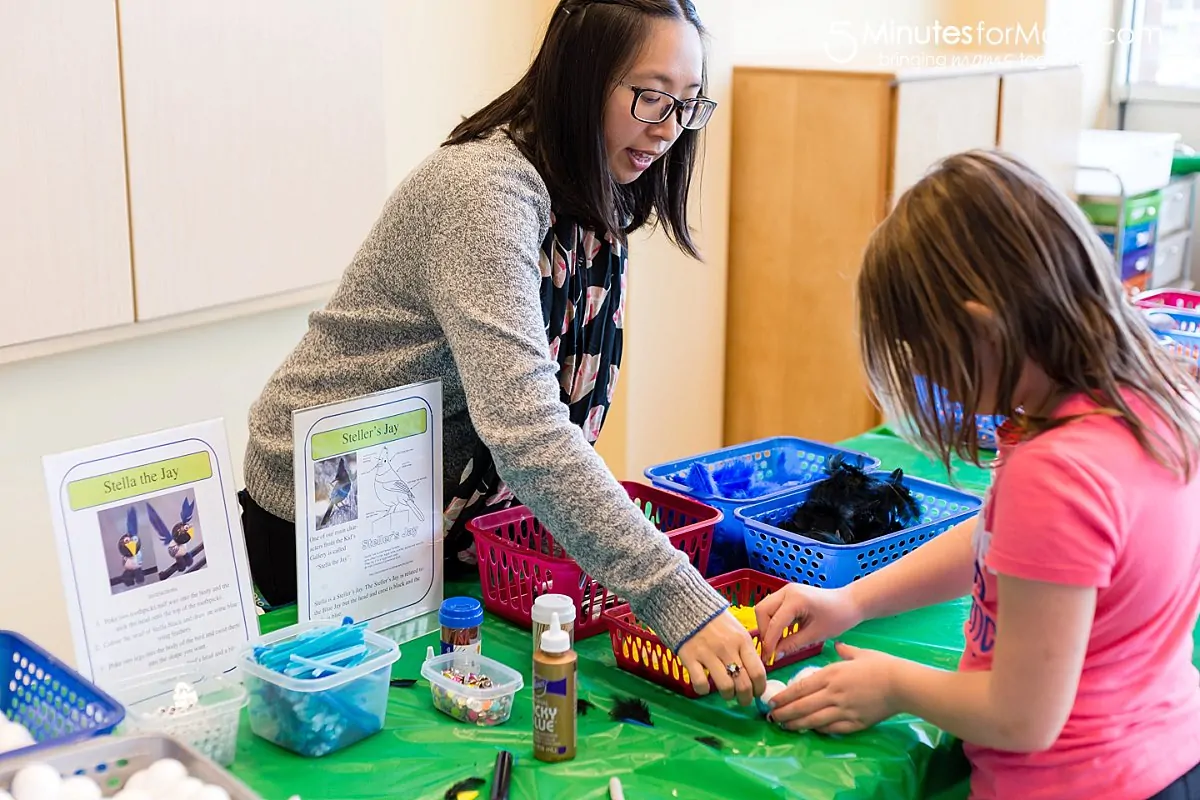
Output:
left=226, top=427, right=992, bottom=800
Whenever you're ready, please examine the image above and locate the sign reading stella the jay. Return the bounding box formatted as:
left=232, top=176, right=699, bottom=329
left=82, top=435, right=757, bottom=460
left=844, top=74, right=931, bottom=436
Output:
left=42, top=420, right=257, bottom=686
left=292, top=379, right=444, bottom=633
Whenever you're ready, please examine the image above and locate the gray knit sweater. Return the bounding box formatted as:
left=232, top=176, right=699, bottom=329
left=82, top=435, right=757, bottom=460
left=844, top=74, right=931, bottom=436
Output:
left=244, top=132, right=728, bottom=650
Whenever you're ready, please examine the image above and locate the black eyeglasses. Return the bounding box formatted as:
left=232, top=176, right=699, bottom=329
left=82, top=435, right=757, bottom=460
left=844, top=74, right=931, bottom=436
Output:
left=625, top=84, right=717, bottom=130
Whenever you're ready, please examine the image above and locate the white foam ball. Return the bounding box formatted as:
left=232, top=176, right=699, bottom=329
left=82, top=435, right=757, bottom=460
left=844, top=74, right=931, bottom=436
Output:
left=146, top=758, right=188, bottom=789
left=122, top=770, right=152, bottom=793
left=0, top=722, right=35, bottom=754
left=193, top=785, right=231, bottom=800
left=10, top=763, right=61, bottom=800
left=0, top=789, right=14, bottom=800
left=111, top=789, right=153, bottom=800
left=759, top=679, right=787, bottom=704
left=58, top=776, right=102, bottom=800
left=173, top=776, right=206, bottom=800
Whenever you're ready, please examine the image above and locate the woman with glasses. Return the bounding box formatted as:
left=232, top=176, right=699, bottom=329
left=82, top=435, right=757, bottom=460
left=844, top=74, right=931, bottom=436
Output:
left=239, top=0, right=765, bottom=705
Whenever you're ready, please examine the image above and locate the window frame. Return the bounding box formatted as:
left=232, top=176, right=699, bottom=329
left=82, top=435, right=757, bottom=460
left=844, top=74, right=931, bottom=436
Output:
left=1112, top=0, right=1200, bottom=105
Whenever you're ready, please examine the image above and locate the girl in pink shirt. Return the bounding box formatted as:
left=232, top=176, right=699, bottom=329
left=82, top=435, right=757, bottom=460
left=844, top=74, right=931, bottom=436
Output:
left=756, top=150, right=1200, bottom=799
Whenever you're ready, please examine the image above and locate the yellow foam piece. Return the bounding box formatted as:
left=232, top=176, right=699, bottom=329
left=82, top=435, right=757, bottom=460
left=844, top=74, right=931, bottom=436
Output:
left=729, top=604, right=758, bottom=632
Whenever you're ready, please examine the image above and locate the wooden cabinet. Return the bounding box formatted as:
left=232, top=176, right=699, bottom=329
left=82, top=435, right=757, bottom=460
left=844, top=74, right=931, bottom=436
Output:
left=0, top=1, right=387, bottom=355
left=724, top=64, right=1083, bottom=446
left=118, top=0, right=387, bottom=320
left=0, top=1, right=133, bottom=348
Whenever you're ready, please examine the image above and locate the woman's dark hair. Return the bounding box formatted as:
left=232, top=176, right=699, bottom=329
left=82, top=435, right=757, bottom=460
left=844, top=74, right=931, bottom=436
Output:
left=444, top=0, right=707, bottom=257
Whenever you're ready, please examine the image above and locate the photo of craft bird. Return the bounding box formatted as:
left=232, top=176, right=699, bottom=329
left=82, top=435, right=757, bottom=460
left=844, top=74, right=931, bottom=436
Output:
left=364, top=446, right=425, bottom=522
left=117, top=507, right=145, bottom=587
left=319, top=456, right=355, bottom=528
left=148, top=496, right=196, bottom=571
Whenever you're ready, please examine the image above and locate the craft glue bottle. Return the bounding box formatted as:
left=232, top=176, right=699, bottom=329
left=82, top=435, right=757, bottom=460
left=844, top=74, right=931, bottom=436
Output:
left=532, top=612, right=576, bottom=762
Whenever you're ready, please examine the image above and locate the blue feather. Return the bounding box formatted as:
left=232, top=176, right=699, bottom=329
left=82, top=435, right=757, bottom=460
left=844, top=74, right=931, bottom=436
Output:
left=180, top=496, right=195, bottom=525
left=146, top=502, right=173, bottom=546
left=126, top=507, right=138, bottom=537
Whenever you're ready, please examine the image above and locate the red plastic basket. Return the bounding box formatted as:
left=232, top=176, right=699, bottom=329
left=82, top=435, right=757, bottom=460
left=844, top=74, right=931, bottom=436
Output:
left=1136, top=288, right=1200, bottom=316
left=466, top=482, right=718, bottom=641
left=602, top=569, right=825, bottom=698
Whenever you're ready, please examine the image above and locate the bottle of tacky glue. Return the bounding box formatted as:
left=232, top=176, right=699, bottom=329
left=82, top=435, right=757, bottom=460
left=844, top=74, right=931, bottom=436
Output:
left=532, top=612, right=576, bottom=762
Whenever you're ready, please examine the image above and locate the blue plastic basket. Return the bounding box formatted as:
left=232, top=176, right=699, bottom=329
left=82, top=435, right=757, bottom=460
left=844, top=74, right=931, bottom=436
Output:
left=735, top=476, right=983, bottom=588
left=644, top=437, right=882, bottom=576
left=0, top=631, right=125, bottom=760
left=1159, top=328, right=1200, bottom=380
left=915, top=378, right=1005, bottom=451
left=1144, top=307, right=1200, bottom=335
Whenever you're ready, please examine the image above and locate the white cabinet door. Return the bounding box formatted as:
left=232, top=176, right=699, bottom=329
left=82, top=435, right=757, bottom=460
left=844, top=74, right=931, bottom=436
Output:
left=0, top=1, right=134, bottom=348
left=118, top=0, right=387, bottom=320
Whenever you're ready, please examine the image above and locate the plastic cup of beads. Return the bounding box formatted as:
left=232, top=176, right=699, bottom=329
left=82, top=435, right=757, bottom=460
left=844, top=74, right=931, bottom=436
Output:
left=108, top=666, right=248, bottom=767
left=421, top=648, right=523, bottom=726
left=531, top=594, right=576, bottom=651
left=439, top=596, right=484, bottom=654
left=237, top=619, right=400, bottom=757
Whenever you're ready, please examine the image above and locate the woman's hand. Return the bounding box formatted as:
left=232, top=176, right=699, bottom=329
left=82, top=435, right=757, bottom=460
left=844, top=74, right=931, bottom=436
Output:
left=767, top=643, right=901, bottom=734
left=754, top=583, right=864, bottom=662
left=677, top=610, right=767, bottom=706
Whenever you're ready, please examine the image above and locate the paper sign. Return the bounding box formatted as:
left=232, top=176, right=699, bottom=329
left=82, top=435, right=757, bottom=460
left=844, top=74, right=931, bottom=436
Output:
left=43, top=420, right=257, bottom=685
left=293, top=379, right=443, bottom=631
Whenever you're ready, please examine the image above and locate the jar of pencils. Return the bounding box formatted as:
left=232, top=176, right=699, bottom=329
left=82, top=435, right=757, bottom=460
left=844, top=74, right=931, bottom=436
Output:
left=439, top=597, right=484, bottom=654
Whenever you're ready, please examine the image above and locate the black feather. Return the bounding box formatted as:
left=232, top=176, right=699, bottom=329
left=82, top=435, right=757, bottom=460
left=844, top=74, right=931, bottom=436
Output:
left=695, top=735, right=723, bottom=750
left=610, top=696, right=653, bottom=727
left=781, top=457, right=920, bottom=545
left=444, top=777, right=486, bottom=800
left=389, top=678, right=417, bottom=688
left=577, top=697, right=594, bottom=716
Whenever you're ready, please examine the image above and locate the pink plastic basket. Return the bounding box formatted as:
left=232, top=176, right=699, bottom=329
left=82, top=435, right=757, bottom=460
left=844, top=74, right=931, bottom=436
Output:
left=1136, top=288, right=1200, bottom=316
left=466, top=482, right=718, bottom=641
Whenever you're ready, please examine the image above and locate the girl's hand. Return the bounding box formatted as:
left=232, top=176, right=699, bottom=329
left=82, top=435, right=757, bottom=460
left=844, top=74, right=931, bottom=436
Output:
left=767, top=643, right=901, bottom=734
left=755, top=583, right=864, bottom=661
left=677, top=610, right=768, bottom=706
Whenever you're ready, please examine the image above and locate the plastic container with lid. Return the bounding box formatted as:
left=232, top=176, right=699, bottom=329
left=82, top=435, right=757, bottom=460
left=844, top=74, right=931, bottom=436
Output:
left=531, top=594, right=576, bottom=651
left=439, top=597, right=484, bottom=654
left=421, top=647, right=523, bottom=726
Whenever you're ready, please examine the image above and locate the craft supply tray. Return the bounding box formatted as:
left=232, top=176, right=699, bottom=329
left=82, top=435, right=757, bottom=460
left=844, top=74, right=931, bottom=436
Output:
left=0, top=733, right=262, bottom=798
left=602, top=569, right=824, bottom=698
left=467, top=481, right=717, bottom=641
left=736, top=475, right=982, bottom=588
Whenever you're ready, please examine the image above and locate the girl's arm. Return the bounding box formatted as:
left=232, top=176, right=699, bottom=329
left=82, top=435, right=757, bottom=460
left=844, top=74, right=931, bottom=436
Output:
left=847, top=516, right=978, bottom=620
left=758, top=516, right=977, bottom=658
left=888, top=574, right=1095, bottom=752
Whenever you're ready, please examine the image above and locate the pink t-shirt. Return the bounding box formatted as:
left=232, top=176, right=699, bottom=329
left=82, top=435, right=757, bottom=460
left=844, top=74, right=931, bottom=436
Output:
left=960, top=394, right=1200, bottom=800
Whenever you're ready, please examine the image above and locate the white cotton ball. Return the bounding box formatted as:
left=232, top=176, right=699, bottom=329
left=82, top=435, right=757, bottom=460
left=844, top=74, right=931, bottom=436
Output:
left=173, top=776, right=206, bottom=800
left=0, top=789, right=14, bottom=800
left=10, top=763, right=62, bottom=800
left=146, top=758, right=188, bottom=789
left=193, top=785, right=231, bottom=800
left=58, top=776, right=102, bottom=800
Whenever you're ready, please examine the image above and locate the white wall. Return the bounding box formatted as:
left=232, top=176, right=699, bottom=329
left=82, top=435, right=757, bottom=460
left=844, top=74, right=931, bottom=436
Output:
left=0, top=1, right=545, bottom=663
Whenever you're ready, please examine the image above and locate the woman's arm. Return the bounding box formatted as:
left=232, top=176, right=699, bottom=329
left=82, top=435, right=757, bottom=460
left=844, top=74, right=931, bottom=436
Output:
left=848, top=516, right=978, bottom=621
left=416, top=141, right=729, bottom=651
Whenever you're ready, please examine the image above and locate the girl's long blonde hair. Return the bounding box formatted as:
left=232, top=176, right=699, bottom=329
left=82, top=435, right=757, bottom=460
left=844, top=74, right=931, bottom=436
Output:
left=858, top=150, right=1200, bottom=477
